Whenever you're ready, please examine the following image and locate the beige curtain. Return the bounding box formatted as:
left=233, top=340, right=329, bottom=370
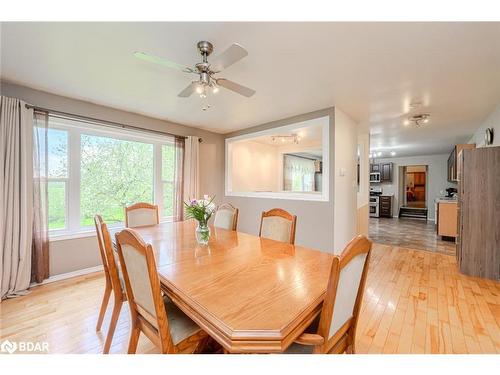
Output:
left=0, top=96, right=34, bottom=299
left=173, top=136, right=185, bottom=222
left=183, top=136, right=200, bottom=201
left=32, top=111, right=49, bottom=283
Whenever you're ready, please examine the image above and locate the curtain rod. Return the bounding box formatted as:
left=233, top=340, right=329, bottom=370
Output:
left=24, top=104, right=203, bottom=142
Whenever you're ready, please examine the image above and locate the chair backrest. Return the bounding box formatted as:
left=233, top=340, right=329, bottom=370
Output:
left=316, top=235, right=372, bottom=352
left=259, top=208, right=297, bottom=244
left=213, top=203, right=239, bottom=231
left=114, top=228, right=174, bottom=351
left=125, top=202, right=159, bottom=228
left=94, top=215, right=122, bottom=297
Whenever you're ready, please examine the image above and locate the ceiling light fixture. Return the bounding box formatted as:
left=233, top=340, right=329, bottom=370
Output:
left=271, top=134, right=299, bottom=144
left=377, top=151, right=382, bottom=157
left=391, top=151, right=396, bottom=156
left=407, top=113, right=431, bottom=127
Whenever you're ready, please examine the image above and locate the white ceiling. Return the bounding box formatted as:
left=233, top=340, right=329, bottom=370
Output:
left=1, top=22, right=499, bottom=157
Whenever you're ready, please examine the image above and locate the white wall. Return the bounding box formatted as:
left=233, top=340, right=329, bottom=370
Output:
left=357, top=133, right=370, bottom=209
left=373, top=154, right=457, bottom=220
left=468, top=103, right=500, bottom=147
left=333, top=109, right=358, bottom=253
left=230, top=140, right=280, bottom=192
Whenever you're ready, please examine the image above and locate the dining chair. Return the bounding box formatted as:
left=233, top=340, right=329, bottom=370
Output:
left=125, top=202, right=159, bottom=228
left=94, top=215, right=127, bottom=354
left=213, top=203, right=239, bottom=231
left=115, top=228, right=208, bottom=354
left=259, top=208, right=297, bottom=244
left=285, top=235, right=372, bottom=354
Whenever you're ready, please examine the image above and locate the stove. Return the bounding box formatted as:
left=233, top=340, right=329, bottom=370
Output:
left=369, top=187, right=383, bottom=217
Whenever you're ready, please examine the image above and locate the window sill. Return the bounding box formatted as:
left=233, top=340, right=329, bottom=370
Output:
left=225, top=191, right=329, bottom=202
left=49, top=229, right=98, bottom=242
left=49, top=218, right=174, bottom=242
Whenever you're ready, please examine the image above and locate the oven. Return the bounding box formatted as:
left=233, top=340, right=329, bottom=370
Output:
left=369, top=195, right=380, bottom=217
left=370, top=172, right=381, bottom=183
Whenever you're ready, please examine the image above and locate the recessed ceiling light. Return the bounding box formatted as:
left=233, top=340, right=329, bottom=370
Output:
left=377, top=151, right=382, bottom=157
left=391, top=151, right=396, bottom=156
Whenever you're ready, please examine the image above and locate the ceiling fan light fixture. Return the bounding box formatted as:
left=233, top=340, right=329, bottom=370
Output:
left=212, top=85, right=219, bottom=94
left=407, top=113, right=431, bottom=127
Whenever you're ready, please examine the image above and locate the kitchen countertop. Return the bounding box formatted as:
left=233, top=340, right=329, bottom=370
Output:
left=435, top=197, right=458, bottom=203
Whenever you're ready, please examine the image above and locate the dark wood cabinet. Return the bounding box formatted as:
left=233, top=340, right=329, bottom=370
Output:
left=379, top=196, right=392, bottom=218
left=380, top=162, right=392, bottom=182
left=457, top=146, right=500, bottom=280
left=370, top=162, right=392, bottom=182
left=447, top=144, right=475, bottom=182
left=370, top=163, right=380, bottom=173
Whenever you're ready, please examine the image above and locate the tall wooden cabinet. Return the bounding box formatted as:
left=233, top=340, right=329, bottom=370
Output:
left=456, top=146, right=500, bottom=280
left=447, top=143, right=475, bottom=182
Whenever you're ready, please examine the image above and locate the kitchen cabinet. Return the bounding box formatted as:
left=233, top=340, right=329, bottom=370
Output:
left=437, top=201, right=457, bottom=238
left=447, top=143, right=475, bottom=182
left=380, top=162, right=393, bottom=182
left=370, top=162, right=392, bottom=182
left=379, top=196, right=392, bottom=218
left=370, top=163, right=380, bottom=173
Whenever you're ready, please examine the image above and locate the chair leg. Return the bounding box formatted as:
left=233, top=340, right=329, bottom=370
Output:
left=128, top=323, right=141, bottom=354
left=103, top=300, right=122, bottom=354
left=96, top=283, right=112, bottom=331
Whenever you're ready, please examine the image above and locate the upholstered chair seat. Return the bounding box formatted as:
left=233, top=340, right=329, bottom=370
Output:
left=163, top=298, right=201, bottom=345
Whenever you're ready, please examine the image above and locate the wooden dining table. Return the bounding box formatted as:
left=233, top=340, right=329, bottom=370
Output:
left=114, top=220, right=334, bottom=353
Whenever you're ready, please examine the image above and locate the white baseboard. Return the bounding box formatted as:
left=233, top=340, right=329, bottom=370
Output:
left=30, top=265, right=103, bottom=287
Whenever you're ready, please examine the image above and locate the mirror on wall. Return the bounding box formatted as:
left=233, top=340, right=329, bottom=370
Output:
left=225, top=116, right=329, bottom=201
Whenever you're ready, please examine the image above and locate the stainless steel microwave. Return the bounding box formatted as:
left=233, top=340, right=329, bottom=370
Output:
left=370, top=172, right=381, bottom=183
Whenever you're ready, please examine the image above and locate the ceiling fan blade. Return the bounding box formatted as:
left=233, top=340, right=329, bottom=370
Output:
left=178, top=82, right=199, bottom=98
left=134, top=51, right=193, bottom=73
left=210, top=43, right=248, bottom=72
left=217, top=78, right=255, bottom=97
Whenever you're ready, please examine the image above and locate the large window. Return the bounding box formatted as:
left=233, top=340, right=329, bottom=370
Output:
left=46, top=128, right=69, bottom=230
left=45, top=116, right=179, bottom=237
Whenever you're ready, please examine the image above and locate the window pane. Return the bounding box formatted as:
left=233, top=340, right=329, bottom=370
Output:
left=163, top=181, right=174, bottom=217
left=162, top=143, right=175, bottom=181
left=48, top=181, right=66, bottom=230
left=80, top=134, right=154, bottom=226
left=47, top=128, right=68, bottom=178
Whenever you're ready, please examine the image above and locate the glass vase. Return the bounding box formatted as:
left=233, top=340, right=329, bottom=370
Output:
left=195, top=222, right=210, bottom=246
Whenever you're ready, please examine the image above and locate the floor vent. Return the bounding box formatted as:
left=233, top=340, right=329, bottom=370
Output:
left=399, top=206, right=428, bottom=220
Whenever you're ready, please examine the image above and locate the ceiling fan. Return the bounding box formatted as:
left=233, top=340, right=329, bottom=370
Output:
left=134, top=41, right=255, bottom=99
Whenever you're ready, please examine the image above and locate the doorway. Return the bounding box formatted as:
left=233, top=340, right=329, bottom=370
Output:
left=403, top=165, right=427, bottom=208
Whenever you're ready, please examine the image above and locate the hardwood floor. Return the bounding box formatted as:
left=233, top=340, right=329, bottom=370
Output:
left=369, top=217, right=456, bottom=256
left=1, top=243, right=498, bottom=354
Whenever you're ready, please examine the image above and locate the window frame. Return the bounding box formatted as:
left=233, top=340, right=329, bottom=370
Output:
left=46, top=117, right=177, bottom=240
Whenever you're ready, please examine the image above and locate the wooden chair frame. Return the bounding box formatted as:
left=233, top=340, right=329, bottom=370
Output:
left=293, top=235, right=372, bottom=354
left=125, top=202, right=160, bottom=228
left=115, top=229, right=207, bottom=354
left=259, top=208, right=297, bottom=245
left=215, top=203, right=239, bottom=231
left=94, top=215, right=127, bottom=354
